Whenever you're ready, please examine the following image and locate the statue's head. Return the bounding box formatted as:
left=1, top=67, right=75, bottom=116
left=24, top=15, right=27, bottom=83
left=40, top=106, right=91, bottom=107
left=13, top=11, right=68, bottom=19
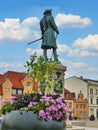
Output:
left=43, top=9, right=52, bottom=15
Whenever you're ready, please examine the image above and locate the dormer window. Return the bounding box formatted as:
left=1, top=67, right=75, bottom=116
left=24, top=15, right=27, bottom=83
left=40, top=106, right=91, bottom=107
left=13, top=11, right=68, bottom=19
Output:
left=26, top=81, right=31, bottom=86
left=5, top=88, right=10, bottom=93
left=65, top=93, right=69, bottom=99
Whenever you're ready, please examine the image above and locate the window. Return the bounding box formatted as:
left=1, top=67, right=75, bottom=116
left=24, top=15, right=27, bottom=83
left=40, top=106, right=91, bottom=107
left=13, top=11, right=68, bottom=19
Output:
left=12, top=89, right=22, bottom=95
left=80, top=111, right=82, bottom=116
left=76, top=104, right=78, bottom=108
left=96, top=98, right=98, bottom=104
left=90, top=109, right=93, bottom=115
left=18, top=90, right=22, bottom=95
left=90, top=89, right=93, bottom=94
left=80, top=104, right=82, bottom=108
left=66, top=93, right=69, bottom=99
left=5, top=88, right=10, bottom=93
left=96, top=109, right=98, bottom=118
left=90, top=98, right=93, bottom=104
left=83, top=104, right=86, bottom=108
left=69, top=103, right=72, bottom=108
left=96, top=90, right=98, bottom=95
left=26, top=81, right=31, bottom=86
left=84, top=111, right=86, bottom=117
left=12, top=89, right=17, bottom=95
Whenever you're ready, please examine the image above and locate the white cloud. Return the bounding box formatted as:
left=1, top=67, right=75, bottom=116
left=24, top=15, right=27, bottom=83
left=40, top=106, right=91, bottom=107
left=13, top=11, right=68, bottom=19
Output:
left=55, top=13, right=92, bottom=28
left=80, top=51, right=98, bottom=56
left=0, top=17, right=40, bottom=42
left=57, top=44, right=70, bottom=53
left=70, top=62, right=87, bottom=68
left=26, top=48, right=42, bottom=56
left=62, top=60, right=98, bottom=79
left=68, top=48, right=80, bottom=56
left=68, top=49, right=98, bottom=57
left=73, top=34, right=98, bottom=50
left=22, top=17, right=39, bottom=27
left=0, top=61, right=24, bottom=74
left=0, top=62, right=22, bottom=68
left=64, top=34, right=98, bottom=57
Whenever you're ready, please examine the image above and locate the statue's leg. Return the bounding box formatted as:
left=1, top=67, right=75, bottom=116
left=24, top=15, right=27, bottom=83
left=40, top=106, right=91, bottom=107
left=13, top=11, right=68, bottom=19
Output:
left=53, top=48, right=58, bottom=60
left=53, top=48, right=61, bottom=64
left=43, top=49, right=48, bottom=62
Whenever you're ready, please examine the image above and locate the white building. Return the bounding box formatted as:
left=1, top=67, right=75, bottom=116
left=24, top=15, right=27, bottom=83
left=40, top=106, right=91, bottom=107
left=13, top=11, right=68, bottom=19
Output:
left=65, top=76, right=98, bottom=118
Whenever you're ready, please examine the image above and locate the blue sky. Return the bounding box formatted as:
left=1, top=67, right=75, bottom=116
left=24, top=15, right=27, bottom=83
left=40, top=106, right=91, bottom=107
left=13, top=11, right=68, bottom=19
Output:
left=0, top=0, right=98, bottom=80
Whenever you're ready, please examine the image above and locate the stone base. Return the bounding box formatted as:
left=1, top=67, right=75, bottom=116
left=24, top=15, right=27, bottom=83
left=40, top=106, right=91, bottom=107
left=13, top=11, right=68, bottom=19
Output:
left=1, top=111, right=66, bottom=130
left=66, top=120, right=72, bottom=128
left=66, top=127, right=85, bottom=130
left=71, top=120, right=86, bottom=127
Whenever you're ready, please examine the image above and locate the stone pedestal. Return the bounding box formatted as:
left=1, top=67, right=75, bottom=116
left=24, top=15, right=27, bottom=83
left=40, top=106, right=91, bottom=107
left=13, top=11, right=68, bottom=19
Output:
left=53, top=64, right=67, bottom=97
left=54, top=64, right=67, bottom=82
left=44, top=64, right=67, bottom=96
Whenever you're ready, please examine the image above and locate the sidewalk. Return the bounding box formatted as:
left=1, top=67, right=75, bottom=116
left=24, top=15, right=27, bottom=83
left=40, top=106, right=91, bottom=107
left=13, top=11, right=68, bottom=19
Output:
left=86, top=118, right=98, bottom=127
left=66, top=118, right=98, bottom=130
left=67, top=126, right=98, bottom=130
left=73, top=126, right=98, bottom=130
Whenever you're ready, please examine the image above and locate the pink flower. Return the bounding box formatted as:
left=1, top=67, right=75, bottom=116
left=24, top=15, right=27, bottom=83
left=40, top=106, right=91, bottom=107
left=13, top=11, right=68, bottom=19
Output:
left=32, top=102, right=37, bottom=105
left=39, top=110, right=45, bottom=118
left=61, top=102, right=66, bottom=108
left=56, top=97, right=62, bottom=104
left=28, top=102, right=37, bottom=107
left=1, top=99, right=7, bottom=108
left=54, top=111, right=63, bottom=120
left=40, top=98, right=44, bottom=102
left=44, top=96, right=52, bottom=103
left=46, top=107, right=51, bottom=111
left=63, top=105, right=68, bottom=111
left=57, top=104, right=61, bottom=109
left=50, top=105, right=58, bottom=111
left=10, top=100, right=14, bottom=105
left=46, top=115, right=52, bottom=121
left=10, top=96, right=16, bottom=99
left=45, top=111, right=50, bottom=116
left=28, top=102, right=33, bottom=107
left=51, top=99, right=56, bottom=104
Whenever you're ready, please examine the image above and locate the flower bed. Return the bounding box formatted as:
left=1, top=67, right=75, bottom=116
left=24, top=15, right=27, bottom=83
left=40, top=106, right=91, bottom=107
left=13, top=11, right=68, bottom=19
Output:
left=0, top=93, right=68, bottom=130
left=0, top=93, right=68, bottom=121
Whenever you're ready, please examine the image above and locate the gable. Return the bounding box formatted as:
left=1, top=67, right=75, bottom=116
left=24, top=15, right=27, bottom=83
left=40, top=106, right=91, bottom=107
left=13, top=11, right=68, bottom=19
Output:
left=4, top=71, right=26, bottom=89
left=65, top=76, right=89, bottom=86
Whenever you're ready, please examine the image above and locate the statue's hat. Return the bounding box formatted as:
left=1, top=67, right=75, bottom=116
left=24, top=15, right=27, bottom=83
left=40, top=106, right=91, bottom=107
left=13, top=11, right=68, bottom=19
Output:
left=43, top=9, right=52, bottom=15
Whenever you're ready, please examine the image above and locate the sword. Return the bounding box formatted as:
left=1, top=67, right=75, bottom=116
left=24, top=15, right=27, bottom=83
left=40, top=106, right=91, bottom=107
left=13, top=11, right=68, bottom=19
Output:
left=27, top=37, right=42, bottom=45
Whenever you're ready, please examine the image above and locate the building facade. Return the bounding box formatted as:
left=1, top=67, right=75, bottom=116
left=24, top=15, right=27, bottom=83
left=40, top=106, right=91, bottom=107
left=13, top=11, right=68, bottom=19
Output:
left=64, top=88, right=88, bottom=119
left=74, top=91, right=89, bottom=119
left=0, top=71, right=38, bottom=102
left=65, top=76, right=98, bottom=118
left=64, top=88, right=75, bottom=119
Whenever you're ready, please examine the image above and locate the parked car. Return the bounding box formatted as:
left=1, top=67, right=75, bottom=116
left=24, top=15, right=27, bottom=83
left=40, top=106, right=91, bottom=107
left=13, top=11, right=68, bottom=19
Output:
left=89, top=114, right=95, bottom=121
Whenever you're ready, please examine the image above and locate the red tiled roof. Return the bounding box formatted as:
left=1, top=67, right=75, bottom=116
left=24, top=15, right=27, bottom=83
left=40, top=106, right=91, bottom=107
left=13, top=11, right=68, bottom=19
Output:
left=64, top=88, right=75, bottom=100
left=0, top=87, right=3, bottom=95
left=0, top=74, right=4, bottom=95
left=3, top=71, right=26, bottom=89
left=64, top=88, right=70, bottom=93
left=0, top=74, right=5, bottom=84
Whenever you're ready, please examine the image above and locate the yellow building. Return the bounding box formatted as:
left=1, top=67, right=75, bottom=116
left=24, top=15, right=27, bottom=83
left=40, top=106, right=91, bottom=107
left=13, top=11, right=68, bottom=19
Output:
left=73, top=91, right=89, bottom=119
left=0, top=71, right=38, bottom=101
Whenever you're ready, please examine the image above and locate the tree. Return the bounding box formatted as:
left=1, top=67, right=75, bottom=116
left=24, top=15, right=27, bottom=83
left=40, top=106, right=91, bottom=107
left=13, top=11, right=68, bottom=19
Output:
left=25, top=54, right=57, bottom=94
